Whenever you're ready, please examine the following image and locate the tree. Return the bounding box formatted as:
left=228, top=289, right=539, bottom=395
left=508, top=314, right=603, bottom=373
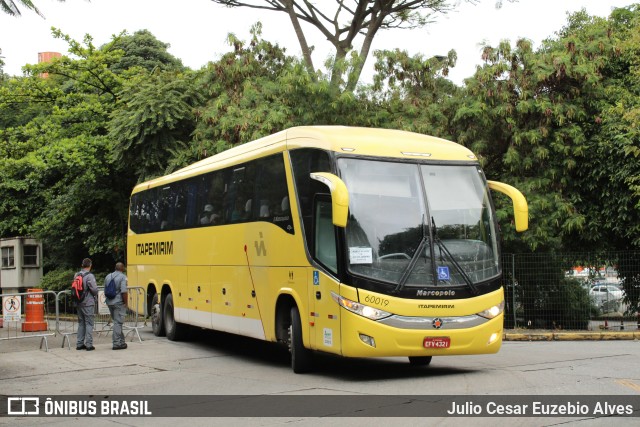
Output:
left=370, top=47, right=460, bottom=137
left=109, top=68, right=204, bottom=181
left=0, top=48, right=5, bottom=82
left=192, top=24, right=380, bottom=159
left=1, top=0, right=65, bottom=17
left=0, top=28, right=127, bottom=270
left=109, top=29, right=185, bottom=74
left=453, top=5, right=640, bottom=313
left=211, top=0, right=468, bottom=92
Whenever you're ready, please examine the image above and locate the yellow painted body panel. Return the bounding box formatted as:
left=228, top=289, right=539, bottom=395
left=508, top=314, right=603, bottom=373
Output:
left=340, top=288, right=504, bottom=357
left=340, top=309, right=504, bottom=357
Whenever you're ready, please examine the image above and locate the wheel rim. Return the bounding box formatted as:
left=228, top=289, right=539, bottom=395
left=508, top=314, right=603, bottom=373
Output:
left=152, top=302, right=161, bottom=327
left=165, top=301, right=174, bottom=334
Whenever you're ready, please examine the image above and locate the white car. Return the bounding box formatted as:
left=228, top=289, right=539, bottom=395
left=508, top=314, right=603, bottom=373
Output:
left=589, top=284, right=624, bottom=312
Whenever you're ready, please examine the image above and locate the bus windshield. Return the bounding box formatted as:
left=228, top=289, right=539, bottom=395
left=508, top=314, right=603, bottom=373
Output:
left=338, top=158, right=499, bottom=291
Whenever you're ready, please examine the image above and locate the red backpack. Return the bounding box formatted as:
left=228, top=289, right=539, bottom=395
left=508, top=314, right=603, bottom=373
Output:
left=71, top=272, right=88, bottom=303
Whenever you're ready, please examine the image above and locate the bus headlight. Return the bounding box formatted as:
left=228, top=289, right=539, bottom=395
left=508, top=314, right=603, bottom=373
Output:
left=477, top=301, right=505, bottom=319
left=331, top=292, right=392, bottom=320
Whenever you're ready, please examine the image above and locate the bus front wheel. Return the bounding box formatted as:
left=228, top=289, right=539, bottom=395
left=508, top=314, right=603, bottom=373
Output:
left=151, top=293, right=165, bottom=337
left=164, top=293, right=186, bottom=341
left=288, top=306, right=313, bottom=373
left=409, top=356, right=432, bottom=366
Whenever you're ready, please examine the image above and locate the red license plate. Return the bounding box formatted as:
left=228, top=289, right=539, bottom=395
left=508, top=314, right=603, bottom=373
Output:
left=423, top=336, right=450, bottom=349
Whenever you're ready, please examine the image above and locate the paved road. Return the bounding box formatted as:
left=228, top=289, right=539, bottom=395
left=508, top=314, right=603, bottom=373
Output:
left=1, top=327, right=639, bottom=426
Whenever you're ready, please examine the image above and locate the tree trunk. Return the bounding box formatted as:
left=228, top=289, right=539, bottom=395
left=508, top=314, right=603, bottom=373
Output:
left=284, top=0, right=316, bottom=80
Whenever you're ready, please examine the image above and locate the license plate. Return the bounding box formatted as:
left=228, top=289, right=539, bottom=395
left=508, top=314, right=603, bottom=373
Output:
left=423, top=336, right=450, bottom=349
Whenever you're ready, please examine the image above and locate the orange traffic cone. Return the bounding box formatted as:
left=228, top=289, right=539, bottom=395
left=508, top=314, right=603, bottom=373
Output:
left=21, top=289, right=48, bottom=332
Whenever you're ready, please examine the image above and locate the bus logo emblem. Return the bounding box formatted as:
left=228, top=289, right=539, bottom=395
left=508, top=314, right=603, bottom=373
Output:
left=254, top=232, right=266, bottom=256
left=432, top=318, right=443, bottom=329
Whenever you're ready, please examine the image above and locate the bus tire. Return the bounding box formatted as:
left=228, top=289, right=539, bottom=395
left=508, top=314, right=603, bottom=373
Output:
left=289, top=306, right=313, bottom=373
left=151, top=293, right=165, bottom=337
left=409, top=356, right=432, bottom=366
left=164, top=293, right=185, bottom=341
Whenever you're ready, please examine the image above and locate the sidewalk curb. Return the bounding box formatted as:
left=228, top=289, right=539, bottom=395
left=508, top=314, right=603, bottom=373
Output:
left=504, top=331, right=639, bottom=341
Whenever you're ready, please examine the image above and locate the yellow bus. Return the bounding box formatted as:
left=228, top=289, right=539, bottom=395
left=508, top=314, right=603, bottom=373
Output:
left=127, top=126, right=528, bottom=372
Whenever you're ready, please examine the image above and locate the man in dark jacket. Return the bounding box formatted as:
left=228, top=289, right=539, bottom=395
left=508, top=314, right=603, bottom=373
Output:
left=76, top=258, right=99, bottom=351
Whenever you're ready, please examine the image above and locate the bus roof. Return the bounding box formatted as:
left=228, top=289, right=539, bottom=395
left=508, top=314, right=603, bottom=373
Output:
left=133, top=126, right=476, bottom=192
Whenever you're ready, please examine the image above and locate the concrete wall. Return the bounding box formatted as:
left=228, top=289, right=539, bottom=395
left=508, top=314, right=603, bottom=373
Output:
left=1, top=236, right=43, bottom=294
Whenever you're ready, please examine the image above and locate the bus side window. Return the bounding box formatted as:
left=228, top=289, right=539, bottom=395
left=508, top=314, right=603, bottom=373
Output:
left=290, top=148, right=333, bottom=243
left=314, top=197, right=337, bottom=274
left=256, top=154, right=291, bottom=230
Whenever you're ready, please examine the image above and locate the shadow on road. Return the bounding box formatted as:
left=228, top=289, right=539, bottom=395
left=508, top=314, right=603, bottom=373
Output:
left=184, top=328, right=477, bottom=380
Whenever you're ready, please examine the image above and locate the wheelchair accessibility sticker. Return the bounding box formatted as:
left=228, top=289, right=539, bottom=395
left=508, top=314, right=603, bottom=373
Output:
left=313, top=270, right=319, bottom=285
left=437, top=266, right=450, bottom=281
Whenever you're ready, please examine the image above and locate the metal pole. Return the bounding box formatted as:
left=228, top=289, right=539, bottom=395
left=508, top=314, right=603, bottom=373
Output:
left=512, top=253, right=516, bottom=328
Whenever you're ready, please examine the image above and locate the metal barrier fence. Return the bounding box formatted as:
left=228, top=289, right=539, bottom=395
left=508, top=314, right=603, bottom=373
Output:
left=0, top=290, right=58, bottom=351
left=1, top=287, right=147, bottom=351
left=502, top=251, right=640, bottom=331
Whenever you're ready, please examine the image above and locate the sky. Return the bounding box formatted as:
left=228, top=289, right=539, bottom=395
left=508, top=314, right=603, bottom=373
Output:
left=0, top=0, right=636, bottom=85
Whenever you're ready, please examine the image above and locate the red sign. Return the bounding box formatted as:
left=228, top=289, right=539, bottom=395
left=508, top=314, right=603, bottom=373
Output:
left=423, top=336, right=450, bottom=349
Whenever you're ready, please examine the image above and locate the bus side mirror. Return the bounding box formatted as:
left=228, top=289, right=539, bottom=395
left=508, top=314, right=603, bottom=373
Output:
left=310, top=172, right=349, bottom=228
left=487, top=180, right=529, bottom=232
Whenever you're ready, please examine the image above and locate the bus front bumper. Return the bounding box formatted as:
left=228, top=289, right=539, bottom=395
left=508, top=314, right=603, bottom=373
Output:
left=339, top=309, right=504, bottom=358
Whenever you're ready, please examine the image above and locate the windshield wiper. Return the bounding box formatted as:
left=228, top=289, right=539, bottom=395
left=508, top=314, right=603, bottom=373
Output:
left=432, top=218, right=479, bottom=295
left=392, top=216, right=428, bottom=294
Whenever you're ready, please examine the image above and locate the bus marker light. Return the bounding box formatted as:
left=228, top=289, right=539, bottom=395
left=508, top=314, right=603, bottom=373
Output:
left=488, top=333, right=499, bottom=345
left=359, top=334, right=376, bottom=347
left=401, top=151, right=432, bottom=157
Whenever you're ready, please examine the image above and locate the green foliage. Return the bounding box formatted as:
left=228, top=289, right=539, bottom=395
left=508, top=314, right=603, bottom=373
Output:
left=0, top=48, right=5, bottom=81
left=1, top=0, right=48, bottom=17
left=109, top=68, right=205, bottom=181
left=455, top=6, right=640, bottom=257
left=0, top=30, right=128, bottom=271
left=371, top=48, right=460, bottom=137
left=0, top=27, right=189, bottom=272
left=192, top=25, right=378, bottom=161
left=109, top=29, right=185, bottom=74
left=40, top=267, right=76, bottom=292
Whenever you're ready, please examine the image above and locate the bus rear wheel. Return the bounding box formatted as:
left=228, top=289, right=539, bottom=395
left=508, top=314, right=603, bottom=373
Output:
left=288, top=306, right=313, bottom=373
left=164, top=293, right=186, bottom=341
left=409, top=356, right=432, bottom=366
left=151, top=293, right=165, bottom=337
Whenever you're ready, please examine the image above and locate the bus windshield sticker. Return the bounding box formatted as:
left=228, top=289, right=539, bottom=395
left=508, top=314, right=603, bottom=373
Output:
left=349, top=247, right=373, bottom=264
left=437, top=266, right=450, bottom=281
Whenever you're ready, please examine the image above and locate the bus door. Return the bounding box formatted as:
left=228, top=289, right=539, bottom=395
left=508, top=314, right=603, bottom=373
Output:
left=187, top=266, right=211, bottom=328
left=307, top=196, right=342, bottom=354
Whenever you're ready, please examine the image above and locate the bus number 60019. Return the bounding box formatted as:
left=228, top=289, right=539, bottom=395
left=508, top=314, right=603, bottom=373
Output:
left=364, top=295, right=389, bottom=306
